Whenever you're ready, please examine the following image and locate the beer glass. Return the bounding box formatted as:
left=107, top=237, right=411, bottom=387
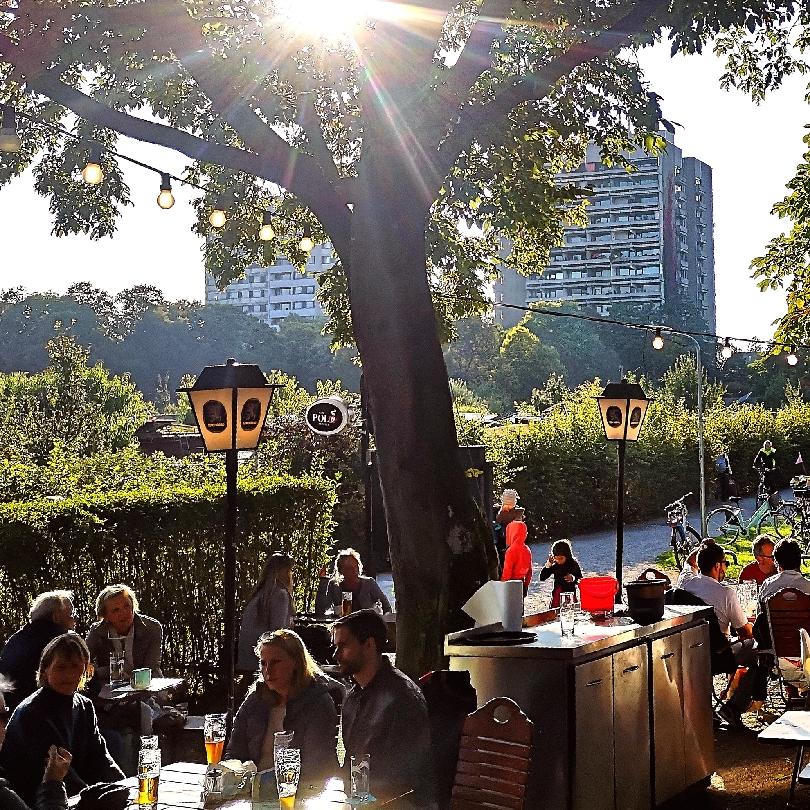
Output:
left=559, top=592, right=576, bottom=637
left=350, top=753, right=371, bottom=800
left=137, top=748, right=160, bottom=807
left=341, top=591, right=353, bottom=617
left=273, top=730, right=294, bottom=768
left=275, top=747, right=300, bottom=809
left=204, top=714, right=227, bottom=765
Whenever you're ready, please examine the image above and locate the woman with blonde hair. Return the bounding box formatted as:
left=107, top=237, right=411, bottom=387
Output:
left=326, top=548, right=391, bottom=614
left=0, top=634, right=123, bottom=804
left=237, top=553, right=295, bottom=672
left=227, top=630, right=344, bottom=781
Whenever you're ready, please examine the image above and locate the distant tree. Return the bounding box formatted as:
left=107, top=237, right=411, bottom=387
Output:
left=0, top=335, right=147, bottom=463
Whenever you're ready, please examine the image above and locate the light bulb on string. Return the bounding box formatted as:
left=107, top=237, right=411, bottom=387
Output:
left=0, top=105, right=22, bottom=153
left=299, top=227, right=314, bottom=253
left=787, top=346, right=799, bottom=366
left=82, top=145, right=104, bottom=185
left=259, top=211, right=275, bottom=241
left=209, top=196, right=227, bottom=228
left=652, top=328, right=664, bottom=351
left=721, top=338, right=733, bottom=360
left=156, top=173, right=175, bottom=209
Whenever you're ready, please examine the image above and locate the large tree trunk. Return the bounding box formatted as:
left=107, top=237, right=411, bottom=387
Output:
left=345, top=160, right=497, bottom=677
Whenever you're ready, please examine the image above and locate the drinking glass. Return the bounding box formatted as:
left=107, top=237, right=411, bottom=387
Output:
left=140, top=735, right=159, bottom=750
left=137, top=748, right=160, bottom=807
left=341, top=591, right=353, bottom=617
left=273, top=730, right=295, bottom=768
left=559, top=592, right=576, bottom=637
left=109, top=651, right=126, bottom=685
left=275, top=747, right=301, bottom=808
left=204, top=714, right=227, bottom=765
left=350, top=753, right=371, bottom=801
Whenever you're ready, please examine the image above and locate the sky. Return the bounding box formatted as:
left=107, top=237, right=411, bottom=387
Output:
left=0, top=40, right=807, bottom=342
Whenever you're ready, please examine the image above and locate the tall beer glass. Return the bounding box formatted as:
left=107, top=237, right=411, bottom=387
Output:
left=204, top=713, right=227, bottom=765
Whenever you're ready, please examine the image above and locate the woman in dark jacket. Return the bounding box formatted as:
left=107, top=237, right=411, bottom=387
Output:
left=227, top=630, right=344, bottom=782
left=0, top=635, right=122, bottom=806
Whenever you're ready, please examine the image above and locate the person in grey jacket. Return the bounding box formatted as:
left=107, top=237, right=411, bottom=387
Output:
left=227, top=630, right=344, bottom=782
left=85, top=585, right=162, bottom=681
left=326, top=549, right=391, bottom=614
left=237, top=554, right=295, bottom=672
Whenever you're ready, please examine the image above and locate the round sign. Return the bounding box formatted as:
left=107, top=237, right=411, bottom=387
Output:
left=305, top=397, right=349, bottom=435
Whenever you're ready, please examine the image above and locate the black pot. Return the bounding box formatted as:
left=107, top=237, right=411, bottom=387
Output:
left=625, top=579, right=667, bottom=625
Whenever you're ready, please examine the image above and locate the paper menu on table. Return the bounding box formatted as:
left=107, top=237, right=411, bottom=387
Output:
left=462, top=580, right=524, bottom=631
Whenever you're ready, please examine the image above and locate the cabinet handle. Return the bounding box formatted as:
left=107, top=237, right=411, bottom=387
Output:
left=623, top=665, right=640, bottom=674
left=586, top=679, right=603, bottom=687
left=689, top=641, right=705, bottom=649
left=660, top=652, right=675, bottom=660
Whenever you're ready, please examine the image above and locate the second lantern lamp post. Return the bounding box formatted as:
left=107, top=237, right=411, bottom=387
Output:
left=596, top=379, right=652, bottom=601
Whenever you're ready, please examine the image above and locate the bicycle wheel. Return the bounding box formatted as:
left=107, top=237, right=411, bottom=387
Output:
left=706, top=508, right=739, bottom=539
left=756, top=502, right=799, bottom=538
left=671, top=527, right=698, bottom=569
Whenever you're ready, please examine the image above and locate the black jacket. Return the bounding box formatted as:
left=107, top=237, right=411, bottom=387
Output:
left=0, top=620, right=65, bottom=710
left=0, top=688, right=122, bottom=805
left=0, top=776, right=67, bottom=810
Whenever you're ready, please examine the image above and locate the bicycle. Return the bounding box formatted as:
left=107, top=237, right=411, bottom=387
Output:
left=665, top=492, right=702, bottom=568
left=706, top=473, right=798, bottom=540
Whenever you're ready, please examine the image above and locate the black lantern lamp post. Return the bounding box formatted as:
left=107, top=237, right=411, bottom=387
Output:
left=180, top=359, right=282, bottom=716
left=596, top=379, right=651, bottom=602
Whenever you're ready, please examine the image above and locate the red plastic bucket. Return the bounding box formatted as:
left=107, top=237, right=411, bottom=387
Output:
left=579, top=576, right=618, bottom=614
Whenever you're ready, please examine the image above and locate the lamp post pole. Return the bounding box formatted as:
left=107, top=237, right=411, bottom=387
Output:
left=684, top=334, right=707, bottom=538
left=616, top=439, right=626, bottom=600
left=224, top=446, right=238, bottom=718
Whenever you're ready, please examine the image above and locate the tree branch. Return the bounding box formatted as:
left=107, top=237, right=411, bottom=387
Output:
left=434, top=0, right=670, bottom=184
left=0, top=32, right=352, bottom=258
left=296, top=93, right=343, bottom=190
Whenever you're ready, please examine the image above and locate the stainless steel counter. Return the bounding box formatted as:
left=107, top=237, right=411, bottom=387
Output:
left=446, top=605, right=714, bottom=809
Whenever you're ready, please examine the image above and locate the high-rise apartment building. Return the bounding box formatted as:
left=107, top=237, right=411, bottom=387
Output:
left=496, top=130, right=715, bottom=330
left=205, top=243, right=335, bottom=329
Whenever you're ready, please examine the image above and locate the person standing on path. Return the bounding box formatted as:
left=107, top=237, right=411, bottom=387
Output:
left=494, top=489, right=525, bottom=573
left=501, top=521, right=532, bottom=597
left=539, top=540, right=582, bottom=608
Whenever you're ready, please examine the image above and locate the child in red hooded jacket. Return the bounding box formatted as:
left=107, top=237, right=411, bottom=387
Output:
left=501, top=521, right=532, bottom=597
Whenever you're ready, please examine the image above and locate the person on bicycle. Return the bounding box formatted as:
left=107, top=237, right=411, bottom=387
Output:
left=753, top=440, right=778, bottom=495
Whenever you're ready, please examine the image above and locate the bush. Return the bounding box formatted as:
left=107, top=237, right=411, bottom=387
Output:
left=0, top=475, right=336, bottom=681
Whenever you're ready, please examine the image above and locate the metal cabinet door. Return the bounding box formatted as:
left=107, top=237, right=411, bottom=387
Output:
left=682, top=622, right=715, bottom=787
left=573, top=655, right=615, bottom=810
left=613, top=644, right=651, bottom=810
left=651, top=633, right=685, bottom=805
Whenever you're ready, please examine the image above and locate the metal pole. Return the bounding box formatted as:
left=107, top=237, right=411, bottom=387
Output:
left=680, top=333, right=707, bottom=537
left=360, top=374, right=374, bottom=577
left=224, top=448, right=237, bottom=719
left=616, top=439, right=626, bottom=603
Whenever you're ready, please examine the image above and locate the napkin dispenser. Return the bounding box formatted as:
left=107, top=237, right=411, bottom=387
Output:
left=462, top=580, right=524, bottom=632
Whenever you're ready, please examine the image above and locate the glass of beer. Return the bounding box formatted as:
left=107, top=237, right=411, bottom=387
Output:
left=204, top=713, right=227, bottom=765
left=137, top=748, right=160, bottom=807
left=275, top=747, right=300, bottom=809
left=341, top=591, right=353, bottom=617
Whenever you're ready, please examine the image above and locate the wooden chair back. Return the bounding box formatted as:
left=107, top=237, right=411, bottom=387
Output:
left=450, top=697, right=533, bottom=810
left=765, top=587, right=810, bottom=658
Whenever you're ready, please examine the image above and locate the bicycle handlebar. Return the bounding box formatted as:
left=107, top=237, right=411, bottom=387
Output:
left=664, top=492, right=693, bottom=510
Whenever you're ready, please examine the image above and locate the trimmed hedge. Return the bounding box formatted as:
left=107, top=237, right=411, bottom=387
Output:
left=0, top=475, right=336, bottom=678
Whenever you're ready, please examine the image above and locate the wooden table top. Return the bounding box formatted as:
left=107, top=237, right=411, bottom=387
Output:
left=759, top=711, right=810, bottom=744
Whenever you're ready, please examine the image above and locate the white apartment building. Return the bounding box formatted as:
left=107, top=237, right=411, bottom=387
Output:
left=205, top=243, right=335, bottom=329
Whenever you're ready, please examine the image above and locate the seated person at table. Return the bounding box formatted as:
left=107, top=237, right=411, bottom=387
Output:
left=227, top=629, right=344, bottom=781
left=0, top=635, right=123, bottom=805
left=332, top=610, right=432, bottom=804
left=0, top=675, right=72, bottom=810
left=758, top=538, right=810, bottom=603
left=237, top=553, right=295, bottom=672
left=739, top=536, right=777, bottom=587
left=85, top=585, right=162, bottom=681
left=326, top=549, right=391, bottom=615
left=683, top=544, right=759, bottom=729
left=0, top=591, right=77, bottom=711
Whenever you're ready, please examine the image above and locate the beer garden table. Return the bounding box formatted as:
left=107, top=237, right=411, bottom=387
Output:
left=758, top=710, right=810, bottom=805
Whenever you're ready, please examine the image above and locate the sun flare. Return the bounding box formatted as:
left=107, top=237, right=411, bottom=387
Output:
left=272, top=0, right=377, bottom=39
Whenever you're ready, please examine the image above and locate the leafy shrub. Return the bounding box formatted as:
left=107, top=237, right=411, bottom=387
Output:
left=0, top=476, right=336, bottom=681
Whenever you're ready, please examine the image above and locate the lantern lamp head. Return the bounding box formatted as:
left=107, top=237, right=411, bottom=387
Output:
left=596, top=379, right=651, bottom=442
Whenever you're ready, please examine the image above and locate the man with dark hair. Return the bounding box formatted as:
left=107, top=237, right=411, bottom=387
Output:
left=739, top=536, right=777, bottom=587
left=0, top=591, right=76, bottom=711
left=332, top=610, right=432, bottom=805
left=683, top=543, right=758, bottom=729
left=759, top=538, right=810, bottom=603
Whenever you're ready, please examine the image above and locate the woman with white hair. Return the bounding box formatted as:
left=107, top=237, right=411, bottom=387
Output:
left=325, top=549, right=391, bottom=615
left=0, top=591, right=76, bottom=711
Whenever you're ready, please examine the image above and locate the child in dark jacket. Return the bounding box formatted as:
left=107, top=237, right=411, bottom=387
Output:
left=538, top=540, right=582, bottom=608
